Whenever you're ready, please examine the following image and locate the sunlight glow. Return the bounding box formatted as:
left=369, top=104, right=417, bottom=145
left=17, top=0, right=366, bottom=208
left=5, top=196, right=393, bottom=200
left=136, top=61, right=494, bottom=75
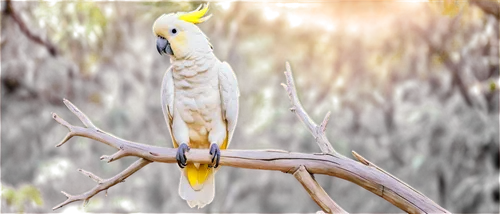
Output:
left=288, top=14, right=302, bottom=28
left=217, top=1, right=231, bottom=11
left=263, top=7, right=279, bottom=21
left=260, top=1, right=410, bottom=28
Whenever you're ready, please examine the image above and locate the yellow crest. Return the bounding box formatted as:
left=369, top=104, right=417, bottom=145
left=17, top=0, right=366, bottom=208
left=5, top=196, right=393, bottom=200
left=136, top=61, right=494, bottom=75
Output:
left=178, top=3, right=212, bottom=24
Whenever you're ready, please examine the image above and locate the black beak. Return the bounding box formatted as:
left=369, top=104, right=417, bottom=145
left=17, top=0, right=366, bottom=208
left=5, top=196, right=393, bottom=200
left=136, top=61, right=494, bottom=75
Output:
left=156, top=37, right=174, bottom=56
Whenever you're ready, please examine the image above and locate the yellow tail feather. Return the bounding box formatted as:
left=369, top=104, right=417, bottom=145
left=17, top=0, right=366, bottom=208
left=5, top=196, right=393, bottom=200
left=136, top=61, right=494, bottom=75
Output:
left=184, top=135, right=227, bottom=191
left=185, top=163, right=211, bottom=191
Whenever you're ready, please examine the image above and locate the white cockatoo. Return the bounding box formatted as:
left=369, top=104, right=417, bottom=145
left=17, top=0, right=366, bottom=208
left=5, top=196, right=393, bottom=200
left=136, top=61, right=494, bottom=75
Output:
left=152, top=3, right=239, bottom=208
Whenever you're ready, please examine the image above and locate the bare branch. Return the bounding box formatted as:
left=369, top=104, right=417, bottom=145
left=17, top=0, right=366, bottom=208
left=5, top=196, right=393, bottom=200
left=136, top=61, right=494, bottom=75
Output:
left=293, top=166, right=348, bottom=214
left=52, top=159, right=151, bottom=210
left=51, top=61, right=451, bottom=214
left=282, top=62, right=344, bottom=212
left=78, top=169, right=104, bottom=184
left=63, top=98, right=97, bottom=129
left=351, top=151, right=444, bottom=209
left=52, top=99, right=449, bottom=213
left=282, top=62, right=337, bottom=155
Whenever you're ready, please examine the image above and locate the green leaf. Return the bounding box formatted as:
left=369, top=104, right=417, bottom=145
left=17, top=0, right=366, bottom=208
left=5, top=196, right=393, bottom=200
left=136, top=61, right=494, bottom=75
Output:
left=411, top=154, right=425, bottom=171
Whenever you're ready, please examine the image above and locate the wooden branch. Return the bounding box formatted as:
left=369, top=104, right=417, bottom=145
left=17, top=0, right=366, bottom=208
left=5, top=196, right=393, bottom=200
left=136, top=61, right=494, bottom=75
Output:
left=281, top=62, right=345, bottom=212
left=293, top=166, right=347, bottom=214
left=52, top=63, right=449, bottom=213
left=52, top=159, right=151, bottom=210
left=281, top=62, right=337, bottom=155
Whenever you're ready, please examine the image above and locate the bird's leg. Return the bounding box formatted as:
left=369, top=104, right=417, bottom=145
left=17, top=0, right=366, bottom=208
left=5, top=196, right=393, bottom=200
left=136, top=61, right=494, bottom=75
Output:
left=176, top=143, right=190, bottom=168
left=208, top=143, right=221, bottom=168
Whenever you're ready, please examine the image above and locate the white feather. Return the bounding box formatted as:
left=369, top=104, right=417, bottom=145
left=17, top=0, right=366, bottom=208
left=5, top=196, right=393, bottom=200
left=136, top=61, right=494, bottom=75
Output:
left=179, top=171, right=215, bottom=209
left=161, top=67, right=177, bottom=147
left=218, top=62, right=240, bottom=147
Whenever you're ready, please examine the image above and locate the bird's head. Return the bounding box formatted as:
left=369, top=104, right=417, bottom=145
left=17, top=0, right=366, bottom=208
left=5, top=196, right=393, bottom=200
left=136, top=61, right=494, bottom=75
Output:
left=152, top=3, right=213, bottom=59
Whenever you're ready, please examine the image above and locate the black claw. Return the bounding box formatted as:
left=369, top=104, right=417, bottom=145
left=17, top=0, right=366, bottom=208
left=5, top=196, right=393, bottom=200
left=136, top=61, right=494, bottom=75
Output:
left=176, top=143, right=190, bottom=168
left=209, top=144, right=221, bottom=168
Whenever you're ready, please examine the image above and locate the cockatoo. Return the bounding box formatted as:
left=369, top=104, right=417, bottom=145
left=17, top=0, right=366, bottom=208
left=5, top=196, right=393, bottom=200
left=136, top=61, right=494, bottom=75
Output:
left=152, top=3, right=239, bottom=208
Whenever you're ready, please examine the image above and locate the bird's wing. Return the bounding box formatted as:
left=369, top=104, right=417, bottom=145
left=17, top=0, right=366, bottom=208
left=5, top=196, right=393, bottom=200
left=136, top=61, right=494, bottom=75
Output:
left=161, top=66, right=178, bottom=148
left=218, top=62, right=239, bottom=149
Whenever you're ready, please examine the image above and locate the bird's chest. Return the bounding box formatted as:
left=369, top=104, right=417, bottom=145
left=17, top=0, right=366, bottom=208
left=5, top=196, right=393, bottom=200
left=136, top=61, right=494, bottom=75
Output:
left=174, top=86, right=221, bottom=125
left=172, top=63, right=221, bottom=147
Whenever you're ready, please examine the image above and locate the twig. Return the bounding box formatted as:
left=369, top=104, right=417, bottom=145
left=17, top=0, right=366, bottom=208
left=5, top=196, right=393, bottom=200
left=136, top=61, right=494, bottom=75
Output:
left=281, top=62, right=337, bottom=155
left=52, top=158, right=151, bottom=210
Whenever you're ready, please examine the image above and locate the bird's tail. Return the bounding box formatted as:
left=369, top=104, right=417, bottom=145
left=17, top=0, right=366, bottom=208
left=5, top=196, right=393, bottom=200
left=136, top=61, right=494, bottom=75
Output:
left=179, top=163, right=215, bottom=209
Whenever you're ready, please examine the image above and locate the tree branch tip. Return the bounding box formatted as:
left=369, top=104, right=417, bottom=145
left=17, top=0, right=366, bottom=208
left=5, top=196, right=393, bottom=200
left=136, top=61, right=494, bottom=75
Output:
left=320, top=111, right=332, bottom=132
left=61, top=191, right=72, bottom=198
left=52, top=204, right=64, bottom=211
left=78, top=168, right=104, bottom=183
left=285, top=61, right=291, bottom=71
left=64, top=99, right=79, bottom=113
left=280, top=82, right=287, bottom=89
left=352, top=151, right=369, bottom=166
left=56, top=133, right=72, bottom=147
left=100, top=155, right=113, bottom=163
left=101, top=149, right=129, bottom=162
left=52, top=112, right=72, bottom=128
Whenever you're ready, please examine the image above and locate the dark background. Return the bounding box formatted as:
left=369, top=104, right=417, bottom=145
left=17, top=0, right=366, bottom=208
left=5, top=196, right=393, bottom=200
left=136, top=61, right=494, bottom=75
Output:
left=1, top=1, right=499, bottom=213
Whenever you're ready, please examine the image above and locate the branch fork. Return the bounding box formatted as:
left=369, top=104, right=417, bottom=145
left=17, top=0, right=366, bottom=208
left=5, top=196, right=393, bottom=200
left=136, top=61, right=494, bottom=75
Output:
left=51, top=63, right=449, bottom=213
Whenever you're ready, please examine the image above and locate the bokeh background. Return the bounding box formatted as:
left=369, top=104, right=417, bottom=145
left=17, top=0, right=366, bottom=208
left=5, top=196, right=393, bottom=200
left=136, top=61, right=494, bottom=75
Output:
left=1, top=0, right=499, bottom=213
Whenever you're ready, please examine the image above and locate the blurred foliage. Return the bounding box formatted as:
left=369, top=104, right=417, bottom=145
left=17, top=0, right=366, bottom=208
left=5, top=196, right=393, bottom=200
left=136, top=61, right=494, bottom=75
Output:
left=411, top=154, right=425, bottom=171
left=1, top=184, right=44, bottom=213
left=110, top=196, right=141, bottom=213
left=35, top=158, right=72, bottom=185
left=1, top=0, right=499, bottom=213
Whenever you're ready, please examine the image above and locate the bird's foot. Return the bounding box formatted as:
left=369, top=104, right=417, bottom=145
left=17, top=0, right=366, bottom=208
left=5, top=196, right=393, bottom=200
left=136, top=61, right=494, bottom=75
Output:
left=176, top=143, right=190, bottom=168
left=208, top=143, right=221, bottom=168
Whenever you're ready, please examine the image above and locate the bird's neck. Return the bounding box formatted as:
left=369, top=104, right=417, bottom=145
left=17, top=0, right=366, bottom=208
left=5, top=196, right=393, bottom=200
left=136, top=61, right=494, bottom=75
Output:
left=170, top=52, right=218, bottom=78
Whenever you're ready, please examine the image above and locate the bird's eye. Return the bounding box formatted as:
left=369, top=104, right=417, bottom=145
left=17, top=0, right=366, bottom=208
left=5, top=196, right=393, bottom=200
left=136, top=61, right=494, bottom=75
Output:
left=171, top=28, right=177, bottom=34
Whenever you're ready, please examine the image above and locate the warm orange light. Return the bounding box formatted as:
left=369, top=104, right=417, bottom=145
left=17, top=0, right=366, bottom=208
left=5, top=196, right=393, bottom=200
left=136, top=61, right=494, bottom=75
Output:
left=262, top=0, right=410, bottom=29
